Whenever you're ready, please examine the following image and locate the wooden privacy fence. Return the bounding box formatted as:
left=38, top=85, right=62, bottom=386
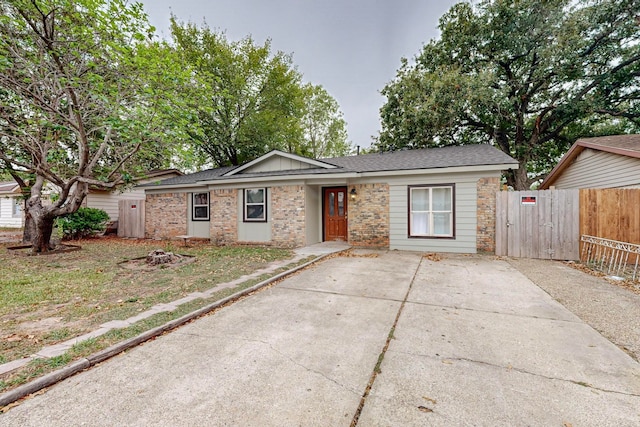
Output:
left=118, top=199, right=145, bottom=238
left=580, top=188, right=640, bottom=247
left=496, top=188, right=640, bottom=263
left=496, top=189, right=580, bottom=260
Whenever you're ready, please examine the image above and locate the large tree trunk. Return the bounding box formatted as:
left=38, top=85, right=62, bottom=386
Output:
left=26, top=201, right=56, bottom=253
left=22, top=202, right=35, bottom=245
left=505, top=163, right=530, bottom=191
left=31, top=215, right=56, bottom=253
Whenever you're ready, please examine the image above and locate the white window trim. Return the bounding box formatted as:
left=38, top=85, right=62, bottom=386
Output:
left=192, top=192, right=210, bottom=221
left=244, top=188, right=267, bottom=222
left=409, top=185, right=454, bottom=238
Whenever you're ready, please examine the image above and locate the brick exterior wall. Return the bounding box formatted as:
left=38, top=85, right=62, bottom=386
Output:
left=271, top=185, right=306, bottom=248
left=348, top=183, right=390, bottom=247
left=145, top=193, right=187, bottom=239
left=476, top=177, right=500, bottom=253
left=210, top=189, right=237, bottom=245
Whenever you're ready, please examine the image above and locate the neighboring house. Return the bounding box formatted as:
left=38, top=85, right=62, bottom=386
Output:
left=143, top=145, right=518, bottom=254
left=0, top=170, right=182, bottom=228
left=0, top=181, right=23, bottom=228
left=540, top=135, right=640, bottom=189
left=82, top=169, right=182, bottom=222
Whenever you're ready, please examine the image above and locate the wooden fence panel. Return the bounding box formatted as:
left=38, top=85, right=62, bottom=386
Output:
left=495, top=189, right=579, bottom=260
left=118, top=199, right=145, bottom=238
left=580, top=188, right=640, bottom=246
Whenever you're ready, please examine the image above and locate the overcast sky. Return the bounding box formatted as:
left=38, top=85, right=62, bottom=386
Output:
left=141, top=0, right=461, bottom=149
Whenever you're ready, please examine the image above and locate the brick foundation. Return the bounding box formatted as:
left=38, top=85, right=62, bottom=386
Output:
left=271, top=185, right=306, bottom=248
left=348, top=183, right=390, bottom=247
left=476, top=177, right=500, bottom=253
left=145, top=193, right=187, bottom=239
left=210, top=189, right=237, bottom=245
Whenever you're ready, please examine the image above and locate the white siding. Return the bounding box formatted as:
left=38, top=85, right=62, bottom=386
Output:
left=387, top=172, right=497, bottom=253
left=0, top=196, right=23, bottom=228
left=242, top=157, right=313, bottom=173
left=85, top=188, right=146, bottom=222
left=554, top=149, right=640, bottom=189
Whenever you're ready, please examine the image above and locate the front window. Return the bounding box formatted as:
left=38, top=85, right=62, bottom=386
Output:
left=244, top=188, right=267, bottom=222
left=409, top=185, right=454, bottom=237
left=192, top=192, right=209, bottom=221
left=13, top=198, right=23, bottom=217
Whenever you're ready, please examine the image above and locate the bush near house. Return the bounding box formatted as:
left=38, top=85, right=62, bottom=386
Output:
left=56, top=207, right=110, bottom=240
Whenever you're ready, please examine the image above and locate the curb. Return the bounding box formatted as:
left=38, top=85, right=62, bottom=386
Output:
left=0, top=251, right=341, bottom=409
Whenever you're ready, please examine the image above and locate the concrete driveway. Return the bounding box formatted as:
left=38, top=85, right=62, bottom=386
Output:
left=1, top=251, right=639, bottom=426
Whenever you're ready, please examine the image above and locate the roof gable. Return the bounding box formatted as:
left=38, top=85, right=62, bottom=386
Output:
left=223, top=150, right=337, bottom=177
left=0, top=181, right=21, bottom=195
left=541, top=135, right=640, bottom=189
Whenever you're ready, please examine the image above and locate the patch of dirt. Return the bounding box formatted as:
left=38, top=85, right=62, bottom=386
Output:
left=423, top=253, right=443, bottom=262
left=17, top=317, right=64, bottom=333
left=339, top=249, right=380, bottom=258
left=564, top=261, right=640, bottom=296
left=6, top=244, right=81, bottom=256
left=118, top=254, right=196, bottom=271
left=0, top=231, right=21, bottom=244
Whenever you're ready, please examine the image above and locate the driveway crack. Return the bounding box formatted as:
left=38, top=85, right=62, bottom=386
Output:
left=350, top=257, right=424, bottom=426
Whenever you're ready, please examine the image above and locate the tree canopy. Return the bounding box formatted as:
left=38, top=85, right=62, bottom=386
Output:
left=0, top=0, right=181, bottom=251
left=170, top=18, right=351, bottom=167
left=377, top=0, right=640, bottom=189
left=301, top=84, right=352, bottom=158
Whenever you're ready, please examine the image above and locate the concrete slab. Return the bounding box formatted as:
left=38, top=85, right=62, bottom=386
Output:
left=280, top=251, right=421, bottom=301
left=388, top=302, right=640, bottom=395
left=359, top=352, right=640, bottom=426
left=414, top=256, right=580, bottom=321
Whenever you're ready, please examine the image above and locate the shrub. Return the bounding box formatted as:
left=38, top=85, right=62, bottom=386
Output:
left=56, top=207, right=110, bottom=240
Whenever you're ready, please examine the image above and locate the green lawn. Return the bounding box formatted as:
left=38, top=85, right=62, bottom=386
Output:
left=0, top=237, right=302, bottom=393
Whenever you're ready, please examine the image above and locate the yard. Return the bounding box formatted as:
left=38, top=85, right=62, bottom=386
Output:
left=0, top=234, right=301, bottom=393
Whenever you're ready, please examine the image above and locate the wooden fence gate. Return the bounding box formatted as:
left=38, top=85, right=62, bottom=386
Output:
left=118, top=199, right=145, bottom=238
left=496, top=189, right=580, bottom=260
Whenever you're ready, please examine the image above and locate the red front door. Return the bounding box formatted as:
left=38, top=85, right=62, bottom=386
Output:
left=323, top=187, right=348, bottom=241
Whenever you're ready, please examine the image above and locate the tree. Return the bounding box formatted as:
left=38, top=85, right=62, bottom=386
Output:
left=301, top=84, right=352, bottom=158
left=377, top=0, right=640, bottom=189
left=170, top=18, right=307, bottom=167
left=0, top=0, right=179, bottom=252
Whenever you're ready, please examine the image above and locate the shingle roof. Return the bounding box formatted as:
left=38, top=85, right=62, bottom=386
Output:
left=323, top=144, right=518, bottom=172
left=146, top=144, right=517, bottom=188
left=0, top=181, right=20, bottom=194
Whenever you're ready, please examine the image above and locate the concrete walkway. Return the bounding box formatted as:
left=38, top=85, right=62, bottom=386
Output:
left=1, top=252, right=639, bottom=426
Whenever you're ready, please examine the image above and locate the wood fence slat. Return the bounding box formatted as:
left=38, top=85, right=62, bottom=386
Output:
left=495, top=189, right=580, bottom=261
left=118, top=199, right=145, bottom=238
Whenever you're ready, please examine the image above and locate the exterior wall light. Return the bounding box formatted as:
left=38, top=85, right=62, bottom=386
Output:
left=350, top=188, right=357, bottom=200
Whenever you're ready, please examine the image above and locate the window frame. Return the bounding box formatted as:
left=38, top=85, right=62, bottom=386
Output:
left=192, top=192, right=210, bottom=221
left=407, top=184, right=455, bottom=239
left=243, top=188, right=267, bottom=223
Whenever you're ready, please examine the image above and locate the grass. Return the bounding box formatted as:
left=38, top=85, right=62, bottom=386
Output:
left=0, top=236, right=312, bottom=394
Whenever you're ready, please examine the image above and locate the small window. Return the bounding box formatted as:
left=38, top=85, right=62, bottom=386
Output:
left=244, top=188, right=267, bottom=222
left=192, top=192, right=209, bottom=221
left=409, top=185, right=454, bottom=238
left=13, top=198, right=23, bottom=217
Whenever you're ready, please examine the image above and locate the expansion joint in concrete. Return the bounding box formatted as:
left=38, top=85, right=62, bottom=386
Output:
left=350, top=257, right=424, bottom=427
